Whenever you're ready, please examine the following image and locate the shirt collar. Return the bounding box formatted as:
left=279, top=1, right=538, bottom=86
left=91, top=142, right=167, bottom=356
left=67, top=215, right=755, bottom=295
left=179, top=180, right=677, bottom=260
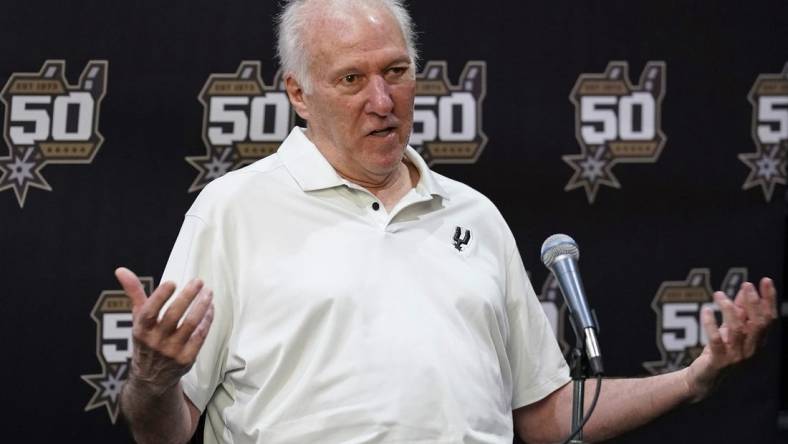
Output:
left=278, top=127, right=449, bottom=199
left=402, top=144, right=449, bottom=200
left=277, top=127, right=345, bottom=191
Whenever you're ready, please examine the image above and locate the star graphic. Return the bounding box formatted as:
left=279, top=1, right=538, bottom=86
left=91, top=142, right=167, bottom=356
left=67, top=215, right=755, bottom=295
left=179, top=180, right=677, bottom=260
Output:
left=0, top=146, right=51, bottom=208
left=81, top=363, right=128, bottom=424
left=756, top=154, right=780, bottom=180
left=186, top=146, right=239, bottom=192
left=563, top=145, right=620, bottom=204
left=99, top=367, right=125, bottom=403
left=203, top=149, right=234, bottom=180
left=739, top=142, right=787, bottom=202
left=7, top=153, right=35, bottom=184
left=579, top=154, right=606, bottom=182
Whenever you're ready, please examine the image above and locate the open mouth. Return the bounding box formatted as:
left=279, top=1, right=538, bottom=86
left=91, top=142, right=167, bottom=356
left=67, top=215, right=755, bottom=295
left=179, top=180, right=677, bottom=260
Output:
left=369, top=127, right=396, bottom=137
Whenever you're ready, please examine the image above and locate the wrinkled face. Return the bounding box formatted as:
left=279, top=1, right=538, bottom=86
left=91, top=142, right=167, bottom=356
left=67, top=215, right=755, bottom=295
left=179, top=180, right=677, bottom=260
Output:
left=290, top=6, right=416, bottom=180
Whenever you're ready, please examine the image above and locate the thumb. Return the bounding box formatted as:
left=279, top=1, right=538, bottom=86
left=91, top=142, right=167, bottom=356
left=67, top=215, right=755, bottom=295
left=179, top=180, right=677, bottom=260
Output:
left=114, top=267, right=147, bottom=308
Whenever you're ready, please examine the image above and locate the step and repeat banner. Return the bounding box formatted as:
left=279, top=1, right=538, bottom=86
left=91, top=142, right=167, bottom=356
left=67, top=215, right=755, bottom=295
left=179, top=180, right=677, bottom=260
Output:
left=1, top=1, right=785, bottom=443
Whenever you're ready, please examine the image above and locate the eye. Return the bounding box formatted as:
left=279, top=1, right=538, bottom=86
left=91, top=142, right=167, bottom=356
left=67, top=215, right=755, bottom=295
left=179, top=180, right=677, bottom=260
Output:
left=385, top=66, right=411, bottom=82
left=388, top=66, right=408, bottom=76
left=341, top=74, right=359, bottom=85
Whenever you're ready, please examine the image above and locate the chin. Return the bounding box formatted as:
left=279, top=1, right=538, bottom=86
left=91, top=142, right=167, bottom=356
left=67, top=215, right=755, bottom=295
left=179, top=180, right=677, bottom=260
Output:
left=362, top=149, right=404, bottom=175
left=364, top=137, right=405, bottom=158
left=370, top=155, right=403, bottom=174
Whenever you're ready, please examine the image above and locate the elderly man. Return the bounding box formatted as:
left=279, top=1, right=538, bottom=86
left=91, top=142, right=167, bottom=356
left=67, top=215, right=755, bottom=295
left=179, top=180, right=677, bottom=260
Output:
left=115, top=0, right=777, bottom=443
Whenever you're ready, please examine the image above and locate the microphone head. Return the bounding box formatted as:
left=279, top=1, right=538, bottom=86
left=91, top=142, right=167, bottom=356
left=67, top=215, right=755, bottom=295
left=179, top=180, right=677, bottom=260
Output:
left=541, top=233, right=580, bottom=267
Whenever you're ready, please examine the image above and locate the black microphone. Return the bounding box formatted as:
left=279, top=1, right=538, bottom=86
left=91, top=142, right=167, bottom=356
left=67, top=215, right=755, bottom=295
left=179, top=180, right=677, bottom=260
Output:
left=541, top=234, right=604, bottom=376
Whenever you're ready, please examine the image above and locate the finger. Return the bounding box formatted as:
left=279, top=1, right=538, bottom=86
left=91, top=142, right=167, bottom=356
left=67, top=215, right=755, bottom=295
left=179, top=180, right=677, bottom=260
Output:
left=714, top=292, right=744, bottom=345
left=136, top=280, right=179, bottom=327
left=701, top=306, right=725, bottom=357
left=181, top=303, right=214, bottom=363
left=714, top=292, right=739, bottom=329
left=159, top=279, right=204, bottom=332
left=734, top=283, right=763, bottom=337
left=740, top=285, right=765, bottom=355
left=173, top=287, right=213, bottom=343
left=759, top=277, right=778, bottom=321
left=734, top=282, right=759, bottom=319
left=115, top=267, right=147, bottom=308
left=741, top=277, right=778, bottom=352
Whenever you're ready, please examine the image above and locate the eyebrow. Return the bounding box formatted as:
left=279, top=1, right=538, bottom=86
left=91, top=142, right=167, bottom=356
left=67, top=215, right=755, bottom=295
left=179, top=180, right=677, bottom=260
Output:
left=387, top=56, right=412, bottom=66
left=329, top=55, right=412, bottom=78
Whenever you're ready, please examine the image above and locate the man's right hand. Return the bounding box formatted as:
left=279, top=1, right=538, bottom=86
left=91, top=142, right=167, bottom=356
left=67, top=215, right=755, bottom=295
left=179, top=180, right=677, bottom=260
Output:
left=115, top=267, right=214, bottom=395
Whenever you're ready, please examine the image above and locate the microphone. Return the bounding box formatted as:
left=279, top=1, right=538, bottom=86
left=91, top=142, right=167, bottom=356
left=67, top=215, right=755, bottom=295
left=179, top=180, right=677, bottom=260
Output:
left=541, top=234, right=604, bottom=376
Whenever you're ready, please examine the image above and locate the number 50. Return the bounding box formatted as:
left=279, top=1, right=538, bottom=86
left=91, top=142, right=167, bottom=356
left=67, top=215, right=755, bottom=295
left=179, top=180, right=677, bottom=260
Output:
left=757, top=96, right=788, bottom=143
left=580, top=92, right=655, bottom=144
left=9, top=92, right=95, bottom=144
left=661, top=302, right=720, bottom=351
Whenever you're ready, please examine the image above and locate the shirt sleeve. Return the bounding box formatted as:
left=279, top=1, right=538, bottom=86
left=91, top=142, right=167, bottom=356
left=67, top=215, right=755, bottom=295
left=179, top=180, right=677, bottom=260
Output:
left=159, top=214, right=234, bottom=412
left=505, top=245, right=570, bottom=409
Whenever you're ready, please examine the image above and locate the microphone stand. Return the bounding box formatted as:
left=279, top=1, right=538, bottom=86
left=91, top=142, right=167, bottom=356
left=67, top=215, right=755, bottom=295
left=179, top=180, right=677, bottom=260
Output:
left=568, top=326, right=588, bottom=444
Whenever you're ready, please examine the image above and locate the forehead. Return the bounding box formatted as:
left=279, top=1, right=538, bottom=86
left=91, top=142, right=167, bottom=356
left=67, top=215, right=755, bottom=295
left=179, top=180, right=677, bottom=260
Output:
left=304, top=5, right=409, bottom=73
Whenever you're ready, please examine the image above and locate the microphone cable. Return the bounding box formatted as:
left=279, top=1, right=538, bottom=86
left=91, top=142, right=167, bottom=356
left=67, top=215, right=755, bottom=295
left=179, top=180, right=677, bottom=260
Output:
left=561, top=374, right=602, bottom=444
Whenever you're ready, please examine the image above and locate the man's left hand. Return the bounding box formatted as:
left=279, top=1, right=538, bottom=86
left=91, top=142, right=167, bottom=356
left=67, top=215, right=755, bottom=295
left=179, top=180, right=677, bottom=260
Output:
left=684, top=277, right=777, bottom=402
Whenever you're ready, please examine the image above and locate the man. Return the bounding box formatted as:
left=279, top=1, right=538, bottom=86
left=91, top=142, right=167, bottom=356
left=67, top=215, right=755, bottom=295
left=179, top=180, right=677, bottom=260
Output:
left=115, top=0, right=778, bottom=443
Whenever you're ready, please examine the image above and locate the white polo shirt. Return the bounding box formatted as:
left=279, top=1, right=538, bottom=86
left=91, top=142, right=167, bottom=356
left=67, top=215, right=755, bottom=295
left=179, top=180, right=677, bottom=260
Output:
left=161, top=127, right=570, bottom=444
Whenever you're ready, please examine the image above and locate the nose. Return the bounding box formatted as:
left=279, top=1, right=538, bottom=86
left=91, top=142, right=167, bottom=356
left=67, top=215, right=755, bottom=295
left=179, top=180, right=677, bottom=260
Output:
left=364, top=75, right=394, bottom=117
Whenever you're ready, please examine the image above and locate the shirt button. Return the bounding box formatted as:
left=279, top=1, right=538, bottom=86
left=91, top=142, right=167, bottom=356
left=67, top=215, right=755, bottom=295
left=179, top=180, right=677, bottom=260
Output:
left=372, top=202, right=380, bottom=211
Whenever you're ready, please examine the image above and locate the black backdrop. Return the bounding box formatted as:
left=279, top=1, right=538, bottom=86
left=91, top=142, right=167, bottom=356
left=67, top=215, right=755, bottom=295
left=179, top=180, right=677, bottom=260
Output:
left=1, top=1, right=785, bottom=443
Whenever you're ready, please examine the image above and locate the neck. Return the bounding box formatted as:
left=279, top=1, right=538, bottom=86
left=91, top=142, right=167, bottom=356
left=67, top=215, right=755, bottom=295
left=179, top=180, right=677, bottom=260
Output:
left=335, top=160, right=405, bottom=191
left=336, top=158, right=418, bottom=211
left=305, top=129, right=420, bottom=210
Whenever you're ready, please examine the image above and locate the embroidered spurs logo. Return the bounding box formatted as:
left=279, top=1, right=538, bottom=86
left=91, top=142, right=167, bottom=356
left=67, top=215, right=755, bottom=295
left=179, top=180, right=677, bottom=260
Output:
left=0, top=60, right=108, bottom=207
left=643, top=268, right=747, bottom=375
left=82, top=276, right=154, bottom=423
left=738, top=63, right=788, bottom=201
left=452, top=226, right=471, bottom=251
left=564, top=61, right=667, bottom=204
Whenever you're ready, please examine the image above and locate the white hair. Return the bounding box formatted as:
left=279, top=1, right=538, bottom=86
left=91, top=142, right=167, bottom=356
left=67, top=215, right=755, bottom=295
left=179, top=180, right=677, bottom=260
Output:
left=276, top=0, right=419, bottom=93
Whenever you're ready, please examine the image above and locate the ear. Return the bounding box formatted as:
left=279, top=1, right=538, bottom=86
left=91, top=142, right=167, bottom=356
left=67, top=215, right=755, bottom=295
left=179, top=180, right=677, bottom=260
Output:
left=285, top=75, right=310, bottom=121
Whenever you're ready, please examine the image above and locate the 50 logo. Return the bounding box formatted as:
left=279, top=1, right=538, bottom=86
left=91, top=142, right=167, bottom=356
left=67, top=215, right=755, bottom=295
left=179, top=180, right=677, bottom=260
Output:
left=187, top=61, right=487, bottom=192
left=82, top=277, right=153, bottom=423
left=564, top=61, right=666, bottom=204
left=643, top=268, right=747, bottom=374
left=411, top=61, right=487, bottom=164
left=739, top=63, right=788, bottom=201
left=187, top=61, right=292, bottom=192
left=0, top=60, right=107, bottom=207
